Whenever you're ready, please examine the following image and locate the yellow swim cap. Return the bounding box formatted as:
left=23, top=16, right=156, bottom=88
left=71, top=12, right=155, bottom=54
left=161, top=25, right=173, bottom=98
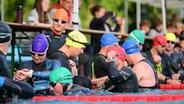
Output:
left=165, top=33, right=176, bottom=42
left=65, top=31, right=88, bottom=48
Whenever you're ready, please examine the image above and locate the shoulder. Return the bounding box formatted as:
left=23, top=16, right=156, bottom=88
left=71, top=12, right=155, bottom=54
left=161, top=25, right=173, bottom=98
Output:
left=28, top=8, right=38, bottom=16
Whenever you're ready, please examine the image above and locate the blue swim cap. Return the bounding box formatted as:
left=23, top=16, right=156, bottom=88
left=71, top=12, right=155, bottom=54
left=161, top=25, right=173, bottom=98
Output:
left=101, top=33, right=119, bottom=47
left=122, top=40, right=140, bottom=54
left=31, top=33, right=49, bottom=53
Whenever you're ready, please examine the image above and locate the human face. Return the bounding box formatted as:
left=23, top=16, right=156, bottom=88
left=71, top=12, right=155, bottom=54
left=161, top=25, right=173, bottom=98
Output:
left=70, top=47, right=84, bottom=58
left=42, top=0, right=50, bottom=12
left=31, top=52, right=46, bottom=64
left=165, top=40, right=175, bottom=51
left=96, top=8, right=105, bottom=18
left=61, top=0, right=73, bottom=12
left=50, top=82, right=64, bottom=96
left=53, top=18, right=67, bottom=32
left=156, top=45, right=165, bottom=54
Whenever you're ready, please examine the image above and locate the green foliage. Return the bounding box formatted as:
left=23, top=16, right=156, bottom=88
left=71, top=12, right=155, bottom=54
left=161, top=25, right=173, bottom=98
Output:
left=1, top=0, right=177, bottom=30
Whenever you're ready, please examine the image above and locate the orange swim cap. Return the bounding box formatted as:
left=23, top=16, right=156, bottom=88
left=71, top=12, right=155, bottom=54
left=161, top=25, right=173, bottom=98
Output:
left=54, top=8, right=68, bottom=21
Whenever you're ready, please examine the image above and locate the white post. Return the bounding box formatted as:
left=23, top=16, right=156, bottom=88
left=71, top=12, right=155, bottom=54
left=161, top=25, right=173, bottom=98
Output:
left=1, top=0, right=4, bottom=21
left=162, top=0, right=167, bottom=34
left=72, top=0, right=79, bottom=31
left=125, top=0, right=128, bottom=34
left=136, top=0, right=141, bottom=29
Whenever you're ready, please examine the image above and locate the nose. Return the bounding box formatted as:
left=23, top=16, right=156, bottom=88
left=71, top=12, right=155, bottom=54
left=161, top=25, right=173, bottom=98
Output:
left=50, top=86, right=53, bottom=91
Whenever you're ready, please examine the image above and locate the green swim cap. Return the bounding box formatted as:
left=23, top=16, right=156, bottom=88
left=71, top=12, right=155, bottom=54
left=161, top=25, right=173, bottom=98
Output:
left=49, top=67, right=73, bottom=84
left=128, top=29, right=145, bottom=44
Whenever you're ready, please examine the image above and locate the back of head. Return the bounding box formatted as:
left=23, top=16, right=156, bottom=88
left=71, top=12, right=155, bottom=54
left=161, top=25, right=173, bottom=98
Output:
left=101, top=33, right=119, bottom=47
left=49, top=67, right=73, bottom=84
left=128, top=29, right=145, bottom=44
left=0, top=21, right=12, bottom=43
left=31, top=33, right=49, bottom=53
left=90, top=5, right=103, bottom=16
left=153, top=34, right=167, bottom=46
left=122, top=40, right=140, bottom=54
left=107, top=46, right=126, bottom=62
left=165, top=33, right=176, bottom=42
left=65, top=31, right=88, bottom=48
left=54, top=8, right=68, bottom=22
left=73, top=76, right=92, bottom=89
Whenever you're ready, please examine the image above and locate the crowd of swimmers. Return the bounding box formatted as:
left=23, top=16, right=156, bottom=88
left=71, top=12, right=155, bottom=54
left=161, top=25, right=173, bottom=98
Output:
left=1, top=6, right=184, bottom=103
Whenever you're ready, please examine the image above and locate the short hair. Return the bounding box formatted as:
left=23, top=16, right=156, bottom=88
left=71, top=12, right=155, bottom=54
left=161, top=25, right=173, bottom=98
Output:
left=140, top=20, right=151, bottom=27
left=73, top=76, right=92, bottom=89
left=90, top=5, right=103, bottom=16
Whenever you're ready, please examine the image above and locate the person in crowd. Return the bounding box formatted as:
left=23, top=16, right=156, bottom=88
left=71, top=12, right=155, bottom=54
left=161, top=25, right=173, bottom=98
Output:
left=49, top=0, right=74, bottom=27
left=0, top=22, right=34, bottom=103
left=0, top=76, right=34, bottom=103
left=128, top=29, right=145, bottom=50
left=100, top=45, right=139, bottom=92
left=48, top=31, right=88, bottom=74
left=163, top=33, right=184, bottom=80
left=89, top=5, right=124, bottom=55
left=27, top=0, right=52, bottom=27
left=45, top=8, right=68, bottom=56
left=166, top=21, right=175, bottom=33
left=0, top=21, right=12, bottom=78
left=140, top=20, right=151, bottom=36
left=91, top=33, right=119, bottom=79
left=174, top=22, right=183, bottom=37
left=122, top=40, right=158, bottom=88
left=149, top=18, right=163, bottom=37
left=143, top=35, right=181, bottom=84
left=49, top=67, right=95, bottom=96
left=14, top=33, right=61, bottom=94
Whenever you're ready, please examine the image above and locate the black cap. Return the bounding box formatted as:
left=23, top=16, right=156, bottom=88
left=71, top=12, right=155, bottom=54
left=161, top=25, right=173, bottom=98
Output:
left=0, top=21, right=11, bottom=43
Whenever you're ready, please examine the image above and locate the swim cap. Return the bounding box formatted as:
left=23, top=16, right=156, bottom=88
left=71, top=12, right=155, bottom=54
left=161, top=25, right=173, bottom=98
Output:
left=101, top=33, right=119, bottom=47
left=153, top=34, right=167, bottom=46
left=31, top=33, right=49, bottom=53
left=0, top=21, right=11, bottom=43
left=107, top=46, right=126, bottom=62
left=54, top=8, right=68, bottom=21
left=128, top=29, right=145, bottom=44
left=65, top=31, right=88, bottom=48
left=122, top=40, right=140, bottom=54
left=49, top=67, right=73, bottom=84
left=165, top=33, right=176, bottom=42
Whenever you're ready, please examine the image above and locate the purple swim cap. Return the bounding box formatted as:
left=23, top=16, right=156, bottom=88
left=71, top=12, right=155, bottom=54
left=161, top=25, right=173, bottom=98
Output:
left=31, top=33, right=48, bottom=53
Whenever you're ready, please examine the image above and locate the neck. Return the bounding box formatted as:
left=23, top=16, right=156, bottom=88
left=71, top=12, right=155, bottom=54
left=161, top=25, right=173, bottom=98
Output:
left=131, top=53, right=145, bottom=65
left=98, top=47, right=107, bottom=56
left=58, top=45, right=70, bottom=58
left=164, top=49, right=172, bottom=56
left=51, top=27, right=62, bottom=36
left=150, top=47, right=158, bottom=56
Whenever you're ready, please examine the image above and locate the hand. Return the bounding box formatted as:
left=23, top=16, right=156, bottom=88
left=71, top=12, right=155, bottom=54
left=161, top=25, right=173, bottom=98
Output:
left=153, top=55, right=161, bottom=64
left=14, top=70, right=29, bottom=81
left=69, top=59, right=78, bottom=76
left=106, top=51, right=116, bottom=62
left=167, top=79, right=181, bottom=84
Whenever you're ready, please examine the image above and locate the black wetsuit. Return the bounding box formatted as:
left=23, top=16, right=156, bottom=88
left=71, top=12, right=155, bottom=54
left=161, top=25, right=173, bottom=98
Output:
left=48, top=51, right=72, bottom=72
left=102, top=61, right=139, bottom=92
left=0, top=51, right=11, bottom=78
left=91, top=54, right=108, bottom=78
left=144, top=51, right=181, bottom=80
left=0, top=76, right=34, bottom=103
left=18, top=59, right=61, bottom=94
left=45, top=30, right=66, bottom=57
